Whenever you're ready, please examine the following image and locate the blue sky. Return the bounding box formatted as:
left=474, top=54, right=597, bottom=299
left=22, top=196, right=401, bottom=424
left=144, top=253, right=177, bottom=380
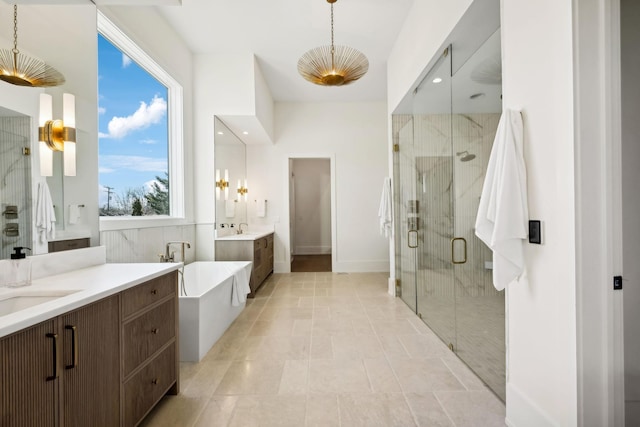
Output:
left=97, top=34, right=168, bottom=208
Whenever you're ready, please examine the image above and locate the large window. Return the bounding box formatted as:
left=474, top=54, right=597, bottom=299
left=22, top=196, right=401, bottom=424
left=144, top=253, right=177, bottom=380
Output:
left=97, top=12, right=183, bottom=219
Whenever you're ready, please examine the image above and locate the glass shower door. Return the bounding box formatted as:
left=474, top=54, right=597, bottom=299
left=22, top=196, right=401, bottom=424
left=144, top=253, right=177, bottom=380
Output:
left=412, top=48, right=456, bottom=347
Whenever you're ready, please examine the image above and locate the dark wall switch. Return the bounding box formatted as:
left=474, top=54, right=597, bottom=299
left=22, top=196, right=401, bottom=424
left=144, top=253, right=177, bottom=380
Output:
left=529, top=220, right=542, bottom=244
left=614, top=276, right=623, bottom=290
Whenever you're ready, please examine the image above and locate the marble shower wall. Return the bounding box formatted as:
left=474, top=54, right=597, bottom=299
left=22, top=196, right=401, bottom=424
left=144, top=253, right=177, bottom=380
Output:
left=396, top=113, right=501, bottom=299
left=101, top=224, right=196, bottom=264
left=0, top=117, right=32, bottom=259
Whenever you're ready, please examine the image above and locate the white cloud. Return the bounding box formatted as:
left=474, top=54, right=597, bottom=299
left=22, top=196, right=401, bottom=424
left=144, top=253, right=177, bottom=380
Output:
left=101, top=95, right=167, bottom=139
left=99, top=167, right=115, bottom=174
left=98, top=132, right=110, bottom=139
left=100, top=155, right=167, bottom=173
left=122, top=54, right=132, bottom=68
left=139, top=138, right=158, bottom=145
left=98, top=106, right=106, bottom=115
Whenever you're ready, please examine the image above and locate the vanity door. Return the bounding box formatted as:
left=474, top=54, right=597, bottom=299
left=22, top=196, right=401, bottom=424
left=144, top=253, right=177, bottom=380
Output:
left=0, top=319, right=60, bottom=427
left=61, top=295, right=120, bottom=427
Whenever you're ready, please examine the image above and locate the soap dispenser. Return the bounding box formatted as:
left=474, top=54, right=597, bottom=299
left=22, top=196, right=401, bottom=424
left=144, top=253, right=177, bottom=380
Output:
left=8, top=247, right=32, bottom=288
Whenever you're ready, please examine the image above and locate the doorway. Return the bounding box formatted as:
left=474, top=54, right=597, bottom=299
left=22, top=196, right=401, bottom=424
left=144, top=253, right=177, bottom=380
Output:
left=289, top=158, right=332, bottom=272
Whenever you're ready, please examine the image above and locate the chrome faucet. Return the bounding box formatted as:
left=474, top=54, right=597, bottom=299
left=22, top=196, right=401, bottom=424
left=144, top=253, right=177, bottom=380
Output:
left=238, top=223, right=248, bottom=234
left=160, top=241, right=191, bottom=263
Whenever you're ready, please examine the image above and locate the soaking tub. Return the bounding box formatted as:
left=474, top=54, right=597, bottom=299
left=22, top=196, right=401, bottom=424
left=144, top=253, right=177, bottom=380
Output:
left=178, top=261, right=252, bottom=362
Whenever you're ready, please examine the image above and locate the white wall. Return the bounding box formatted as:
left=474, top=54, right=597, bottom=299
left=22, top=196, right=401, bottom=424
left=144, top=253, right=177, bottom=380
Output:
left=621, top=0, right=640, bottom=421
left=247, top=102, right=389, bottom=273
left=292, top=159, right=331, bottom=255
left=388, top=0, right=579, bottom=425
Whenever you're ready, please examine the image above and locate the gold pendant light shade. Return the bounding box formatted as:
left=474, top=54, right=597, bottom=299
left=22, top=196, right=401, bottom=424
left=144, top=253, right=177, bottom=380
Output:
left=298, top=45, right=368, bottom=86
left=0, top=50, right=65, bottom=87
left=298, top=0, right=368, bottom=87
left=0, top=5, right=65, bottom=88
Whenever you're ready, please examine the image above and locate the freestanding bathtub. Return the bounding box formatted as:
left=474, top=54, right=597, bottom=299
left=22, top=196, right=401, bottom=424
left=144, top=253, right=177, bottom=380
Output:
left=178, top=261, right=252, bottom=362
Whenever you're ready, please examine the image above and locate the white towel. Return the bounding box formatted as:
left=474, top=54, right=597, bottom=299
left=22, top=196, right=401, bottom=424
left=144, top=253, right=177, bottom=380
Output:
left=257, top=199, right=266, bottom=218
left=230, top=263, right=252, bottom=306
left=36, top=182, right=56, bottom=243
left=378, top=177, right=392, bottom=238
left=69, top=204, right=81, bottom=225
left=225, top=200, right=235, bottom=217
left=475, top=109, right=528, bottom=291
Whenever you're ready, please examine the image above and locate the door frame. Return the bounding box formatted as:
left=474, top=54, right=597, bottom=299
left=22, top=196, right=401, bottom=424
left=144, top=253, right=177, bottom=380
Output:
left=574, top=0, right=625, bottom=424
left=283, top=154, right=337, bottom=273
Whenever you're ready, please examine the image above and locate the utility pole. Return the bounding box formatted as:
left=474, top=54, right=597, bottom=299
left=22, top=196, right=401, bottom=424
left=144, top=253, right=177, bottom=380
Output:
left=105, top=186, right=114, bottom=211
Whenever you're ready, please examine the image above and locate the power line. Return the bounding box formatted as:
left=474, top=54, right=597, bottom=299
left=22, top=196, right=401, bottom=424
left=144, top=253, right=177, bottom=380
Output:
left=104, top=186, right=114, bottom=211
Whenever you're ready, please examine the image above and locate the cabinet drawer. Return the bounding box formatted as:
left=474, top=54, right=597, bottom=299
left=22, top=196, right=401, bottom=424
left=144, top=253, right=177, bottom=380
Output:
left=121, top=272, right=176, bottom=318
left=123, top=299, right=175, bottom=377
left=123, top=343, right=176, bottom=427
left=48, top=238, right=90, bottom=253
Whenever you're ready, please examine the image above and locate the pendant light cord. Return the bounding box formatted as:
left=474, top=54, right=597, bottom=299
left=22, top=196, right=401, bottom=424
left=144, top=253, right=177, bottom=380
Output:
left=12, top=5, right=18, bottom=54
left=330, top=2, right=335, bottom=71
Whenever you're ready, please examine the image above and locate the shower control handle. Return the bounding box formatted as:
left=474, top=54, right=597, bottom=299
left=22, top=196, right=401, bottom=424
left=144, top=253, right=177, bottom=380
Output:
left=408, top=230, right=418, bottom=248
left=451, top=237, right=467, bottom=264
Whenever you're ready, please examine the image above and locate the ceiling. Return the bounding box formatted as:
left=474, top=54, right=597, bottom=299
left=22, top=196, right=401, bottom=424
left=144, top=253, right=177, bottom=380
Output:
left=156, top=0, right=414, bottom=103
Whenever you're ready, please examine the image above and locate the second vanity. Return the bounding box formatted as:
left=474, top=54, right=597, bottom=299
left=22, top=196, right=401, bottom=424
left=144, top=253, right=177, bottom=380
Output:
left=0, top=247, right=181, bottom=427
left=215, top=231, right=274, bottom=296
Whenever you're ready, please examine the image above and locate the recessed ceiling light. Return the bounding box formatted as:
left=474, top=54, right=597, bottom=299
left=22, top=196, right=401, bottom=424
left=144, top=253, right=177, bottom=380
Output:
left=217, top=131, right=224, bottom=135
left=243, top=131, right=249, bottom=135
left=432, top=77, right=442, bottom=84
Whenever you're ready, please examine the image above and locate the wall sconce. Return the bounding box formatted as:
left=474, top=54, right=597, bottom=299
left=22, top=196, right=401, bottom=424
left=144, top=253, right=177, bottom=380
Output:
left=38, top=93, right=76, bottom=177
left=215, top=169, right=229, bottom=200
left=237, top=179, right=248, bottom=202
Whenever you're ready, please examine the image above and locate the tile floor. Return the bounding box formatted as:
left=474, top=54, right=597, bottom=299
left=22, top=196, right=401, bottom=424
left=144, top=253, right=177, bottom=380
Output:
left=140, top=272, right=506, bottom=427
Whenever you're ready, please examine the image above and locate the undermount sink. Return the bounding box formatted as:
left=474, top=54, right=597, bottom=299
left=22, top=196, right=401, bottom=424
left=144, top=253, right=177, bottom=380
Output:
left=0, top=289, right=80, bottom=317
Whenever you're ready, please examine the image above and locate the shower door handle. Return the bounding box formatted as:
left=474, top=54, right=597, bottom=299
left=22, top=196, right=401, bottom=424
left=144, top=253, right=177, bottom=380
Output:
left=408, top=230, right=418, bottom=248
left=451, top=237, right=467, bottom=264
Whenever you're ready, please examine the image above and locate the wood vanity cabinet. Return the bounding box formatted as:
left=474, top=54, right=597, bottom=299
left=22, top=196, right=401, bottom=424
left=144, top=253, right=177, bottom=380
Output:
left=215, top=233, right=274, bottom=295
left=0, top=271, right=179, bottom=427
left=0, top=295, right=119, bottom=427
left=48, top=237, right=90, bottom=253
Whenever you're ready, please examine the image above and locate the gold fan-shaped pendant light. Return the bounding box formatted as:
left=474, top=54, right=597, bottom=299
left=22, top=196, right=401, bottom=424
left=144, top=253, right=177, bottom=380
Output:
left=0, top=5, right=65, bottom=87
left=298, top=0, right=368, bottom=86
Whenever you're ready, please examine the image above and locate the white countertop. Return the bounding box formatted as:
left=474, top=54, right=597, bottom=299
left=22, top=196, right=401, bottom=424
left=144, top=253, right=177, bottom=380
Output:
left=0, top=262, right=182, bottom=338
left=215, top=230, right=274, bottom=241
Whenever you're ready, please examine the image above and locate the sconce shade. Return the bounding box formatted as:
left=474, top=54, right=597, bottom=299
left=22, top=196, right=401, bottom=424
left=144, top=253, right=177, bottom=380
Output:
left=237, top=179, right=248, bottom=201
left=38, top=93, right=76, bottom=176
left=216, top=169, right=230, bottom=200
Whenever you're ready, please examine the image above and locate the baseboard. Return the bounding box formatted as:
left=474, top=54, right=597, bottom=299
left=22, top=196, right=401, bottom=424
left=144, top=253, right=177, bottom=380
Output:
left=333, top=260, right=390, bottom=273
left=506, top=383, right=558, bottom=427
left=294, top=245, right=332, bottom=255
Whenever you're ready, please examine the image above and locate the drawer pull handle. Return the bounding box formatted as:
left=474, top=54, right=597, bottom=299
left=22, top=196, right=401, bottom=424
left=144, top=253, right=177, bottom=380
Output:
left=46, top=333, right=58, bottom=381
left=151, top=328, right=159, bottom=334
left=151, top=289, right=158, bottom=295
left=152, top=378, right=158, bottom=385
left=65, top=325, right=78, bottom=369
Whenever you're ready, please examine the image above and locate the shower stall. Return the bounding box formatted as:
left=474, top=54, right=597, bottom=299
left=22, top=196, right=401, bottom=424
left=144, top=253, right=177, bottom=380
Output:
left=393, top=29, right=505, bottom=400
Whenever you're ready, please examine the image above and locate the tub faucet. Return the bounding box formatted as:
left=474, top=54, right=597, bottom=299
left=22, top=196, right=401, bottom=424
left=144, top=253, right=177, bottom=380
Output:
left=238, top=223, right=248, bottom=234
left=160, top=241, right=191, bottom=263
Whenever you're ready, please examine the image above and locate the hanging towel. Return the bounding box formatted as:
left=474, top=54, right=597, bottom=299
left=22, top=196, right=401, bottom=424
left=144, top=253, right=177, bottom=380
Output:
left=475, top=109, right=528, bottom=291
left=378, top=177, right=392, bottom=238
left=68, top=204, right=81, bottom=225
left=36, top=182, right=56, bottom=243
left=225, top=199, right=235, bottom=217
left=230, top=262, right=252, bottom=306
left=257, top=199, right=266, bottom=218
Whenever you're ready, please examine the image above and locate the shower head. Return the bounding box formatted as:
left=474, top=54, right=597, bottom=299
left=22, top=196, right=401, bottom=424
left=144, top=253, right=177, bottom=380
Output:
left=456, top=151, right=476, bottom=162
